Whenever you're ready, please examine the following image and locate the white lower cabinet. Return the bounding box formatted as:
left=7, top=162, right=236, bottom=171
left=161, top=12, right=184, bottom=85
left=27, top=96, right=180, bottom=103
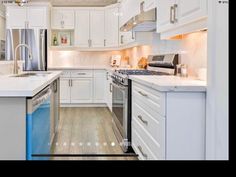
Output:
left=59, top=69, right=107, bottom=105
left=132, top=81, right=206, bottom=160
left=60, top=78, right=71, bottom=104
left=71, top=78, right=93, bottom=104
left=106, top=71, right=113, bottom=112
left=93, top=70, right=106, bottom=103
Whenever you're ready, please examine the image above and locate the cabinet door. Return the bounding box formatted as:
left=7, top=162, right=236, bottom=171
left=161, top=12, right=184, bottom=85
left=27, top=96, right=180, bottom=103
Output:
left=75, top=10, right=90, bottom=47
left=71, top=78, right=93, bottom=103
left=105, top=7, right=119, bottom=47
left=51, top=9, right=63, bottom=29
left=6, top=7, right=27, bottom=29
left=93, top=71, right=106, bottom=103
left=156, top=0, right=176, bottom=33
left=28, top=7, right=47, bottom=29
left=120, top=31, right=135, bottom=46
left=177, top=0, right=208, bottom=26
left=51, top=9, right=74, bottom=29
left=90, top=10, right=105, bottom=48
left=62, top=10, right=75, bottom=29
left=106, top=72, right=113, bottom=112
left=143, top=0, right=156, bottom=12
left=60, top=79, right=71, bottom=104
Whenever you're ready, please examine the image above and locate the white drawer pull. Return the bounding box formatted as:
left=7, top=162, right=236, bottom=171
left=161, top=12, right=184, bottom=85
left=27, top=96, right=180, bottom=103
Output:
left=138, top=91, right=148, bottom=97
left=137, top=145, right=148, bottom=159
left=138, top=115, right=148, bottom=125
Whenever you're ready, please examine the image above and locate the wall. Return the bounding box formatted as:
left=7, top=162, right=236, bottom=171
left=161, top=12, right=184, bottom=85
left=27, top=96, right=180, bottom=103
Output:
left=48, top=50, right=122, bottom=68
left=121, top=31, right=207, bottom=78
left=49, top=31, right=207, bottom=78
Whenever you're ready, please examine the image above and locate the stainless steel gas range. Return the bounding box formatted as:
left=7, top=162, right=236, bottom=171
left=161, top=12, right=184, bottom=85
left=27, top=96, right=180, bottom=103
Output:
left=111, top=54, right=179, bottom=152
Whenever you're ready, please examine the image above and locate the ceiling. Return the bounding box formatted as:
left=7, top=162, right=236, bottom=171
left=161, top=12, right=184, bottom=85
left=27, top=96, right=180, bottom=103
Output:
left=34, top=0, right=119, bottom=7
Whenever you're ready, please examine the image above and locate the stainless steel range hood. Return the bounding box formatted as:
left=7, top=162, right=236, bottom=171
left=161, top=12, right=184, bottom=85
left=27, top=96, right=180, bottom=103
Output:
left=120, top=8, right=156, bottom=32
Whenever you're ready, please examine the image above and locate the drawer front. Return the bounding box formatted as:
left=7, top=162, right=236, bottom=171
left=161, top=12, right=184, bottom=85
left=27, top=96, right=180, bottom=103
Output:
left=132, top=118, right=165, bottom=159
left=60, top=71, right=71, bottom=78
left=132, top=128, right=157, bottom=160
left=133, top=101, right=165, bottom=149
left=71, top=70, right=93, bottom=78
left=94, top=70, right=106, bottom=78
left=132, top=82, right=166, bottom=116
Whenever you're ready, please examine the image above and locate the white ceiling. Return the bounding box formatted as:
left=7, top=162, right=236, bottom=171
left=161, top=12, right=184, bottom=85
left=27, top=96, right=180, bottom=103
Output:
left=34, top=0, right=118, bottom=7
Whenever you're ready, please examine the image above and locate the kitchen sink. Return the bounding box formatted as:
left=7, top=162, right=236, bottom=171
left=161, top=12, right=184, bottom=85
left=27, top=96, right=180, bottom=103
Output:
left=10, top=72, right=52, bottom=77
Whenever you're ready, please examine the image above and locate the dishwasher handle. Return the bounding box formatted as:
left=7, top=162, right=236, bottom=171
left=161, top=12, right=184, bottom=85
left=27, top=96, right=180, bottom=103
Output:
left=32, top=87, right=52, bottom=110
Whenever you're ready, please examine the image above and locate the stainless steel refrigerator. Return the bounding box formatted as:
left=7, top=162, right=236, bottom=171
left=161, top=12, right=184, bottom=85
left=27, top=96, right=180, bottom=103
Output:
left=6, top=29, right=47, bottom=71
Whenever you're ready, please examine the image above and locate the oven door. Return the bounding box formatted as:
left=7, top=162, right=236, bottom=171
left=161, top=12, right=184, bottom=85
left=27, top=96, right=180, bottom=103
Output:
left=112, top=81, right=128, bottom=139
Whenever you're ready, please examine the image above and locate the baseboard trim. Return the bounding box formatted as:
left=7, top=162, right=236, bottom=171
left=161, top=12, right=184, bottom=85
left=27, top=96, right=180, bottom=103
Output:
left=60, top=103, right=107, bottom=108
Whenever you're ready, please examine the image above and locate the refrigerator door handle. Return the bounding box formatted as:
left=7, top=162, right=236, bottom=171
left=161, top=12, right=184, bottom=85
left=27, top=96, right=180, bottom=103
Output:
left=40, top=29, right=46, bottom=71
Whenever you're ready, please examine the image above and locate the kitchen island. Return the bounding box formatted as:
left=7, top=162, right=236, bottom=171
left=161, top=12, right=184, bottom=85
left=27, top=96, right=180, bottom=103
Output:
left=0, top=71, right=61, bottom=160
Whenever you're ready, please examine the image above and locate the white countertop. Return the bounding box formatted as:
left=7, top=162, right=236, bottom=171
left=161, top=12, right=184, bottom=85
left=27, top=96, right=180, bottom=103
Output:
left=0, top=71, right=62, bottom=97
left=130, top=75, right=207, bottom=92
left=48, top=66, right=112, bottom=70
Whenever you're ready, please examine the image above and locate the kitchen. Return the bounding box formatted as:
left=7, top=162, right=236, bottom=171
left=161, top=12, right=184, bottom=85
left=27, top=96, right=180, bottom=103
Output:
left=0, top=0, right=228, bottom=160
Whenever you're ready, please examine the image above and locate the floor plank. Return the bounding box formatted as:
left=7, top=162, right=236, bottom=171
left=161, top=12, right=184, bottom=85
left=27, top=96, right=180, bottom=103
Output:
left=51, top=107, right=138, bottom=160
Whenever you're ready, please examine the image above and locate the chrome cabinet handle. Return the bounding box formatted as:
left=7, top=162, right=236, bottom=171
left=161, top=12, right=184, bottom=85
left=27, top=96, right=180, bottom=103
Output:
left=137, top=146, right=148, bottom=159
left=121, top=35, right=124, bottom=44
left=132, top=30, right=135, bottom=40
left=104, top=39, right=106, bottom=47
left=138, top=115, right=148, bottom=125
left=71, top=79, right=73, bottom=87
left=68, top=80, right=71, bottom=87
left=170, top=6, right=175, bottom=24
left=173, top=4, right=178, bottom=23
left=138, top=91, right=148, bottom=97
left=110, top=83, right=112, bottom=93
left=61, top=21, right=65, bottom=28
left=77, top=73, right=86, bottom=75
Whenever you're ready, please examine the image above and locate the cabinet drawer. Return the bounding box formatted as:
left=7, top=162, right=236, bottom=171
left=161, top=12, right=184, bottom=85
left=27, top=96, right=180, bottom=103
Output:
left=132, top=82, right=166, bottom=117
left=132, top=118, right=165, bottom=160
left=132, top=128, right=157, bottom=160
left=60, top=71, right=71, bottom=78
left=94, top=70, right=106, bottom=78
left=133, top=101, right=165, bottom=148
left=71, top=70, right=93, bottom=78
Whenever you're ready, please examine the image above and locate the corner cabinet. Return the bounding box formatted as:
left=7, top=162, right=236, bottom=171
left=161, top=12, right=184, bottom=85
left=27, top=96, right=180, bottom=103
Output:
left=156, top=0, right=208, bottom=38
left=59, top=70, right=107, bottom=105
left=51, top=8, right=75, bottom=30
left=6, top=5, right=49, bottom=29
left=132, top=81, right=206, bottom=160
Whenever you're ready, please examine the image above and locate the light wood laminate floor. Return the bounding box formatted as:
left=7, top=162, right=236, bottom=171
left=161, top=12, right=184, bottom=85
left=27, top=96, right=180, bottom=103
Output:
left=51, top=107, right=138, bottom=160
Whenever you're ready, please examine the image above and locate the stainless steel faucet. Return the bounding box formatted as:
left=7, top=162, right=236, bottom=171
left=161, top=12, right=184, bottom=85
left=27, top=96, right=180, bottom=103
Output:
left=13, top=44, right=33, bottom=74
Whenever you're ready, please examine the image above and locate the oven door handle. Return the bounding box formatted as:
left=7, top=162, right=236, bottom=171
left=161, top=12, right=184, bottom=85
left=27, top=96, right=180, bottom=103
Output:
left=112, top=82, right=127, bottom=91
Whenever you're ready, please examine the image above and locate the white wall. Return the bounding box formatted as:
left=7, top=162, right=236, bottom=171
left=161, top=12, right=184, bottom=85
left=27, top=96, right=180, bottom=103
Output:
left=122, top=31, right=207, bottom=78
left=48, top=50, right=122, bottom=68
left=206, top=0, right=229, bottom=160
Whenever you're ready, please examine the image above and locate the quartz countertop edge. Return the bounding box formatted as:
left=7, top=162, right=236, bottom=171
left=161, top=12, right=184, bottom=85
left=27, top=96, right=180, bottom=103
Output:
left=48, top=66, right=113, bottom=70
left=0, top=71, right=62, bottom=97
left=129, top=75, right=207, bottom=92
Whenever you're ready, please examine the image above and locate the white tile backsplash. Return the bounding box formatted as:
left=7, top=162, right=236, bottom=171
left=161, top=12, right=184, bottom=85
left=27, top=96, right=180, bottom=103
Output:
left=49, top=31, right=207, bottom=78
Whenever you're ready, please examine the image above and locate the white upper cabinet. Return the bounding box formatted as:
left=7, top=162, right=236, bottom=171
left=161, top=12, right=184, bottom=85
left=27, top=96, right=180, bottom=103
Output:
left=142, top=0, right=157, bottom=12
left=105, top=7, right=119, bottom=48
left=119, top=0, right=141, bottom=28
left=51, top=9, right=75, bottom=29
left=27, top=7, right=47, bottom=29
left=6, top=6, right=48, bottom=29
left=75, top=10, right=90, bottom=47
left=156, top=0, right=208, bottom=35
left=156, top=0, right=177, bottom=33
left=177, top=0, right=208, bottom=25
left=90, top=10, right=105, bottom=48
left=6, top=7, right=27, bottom=29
